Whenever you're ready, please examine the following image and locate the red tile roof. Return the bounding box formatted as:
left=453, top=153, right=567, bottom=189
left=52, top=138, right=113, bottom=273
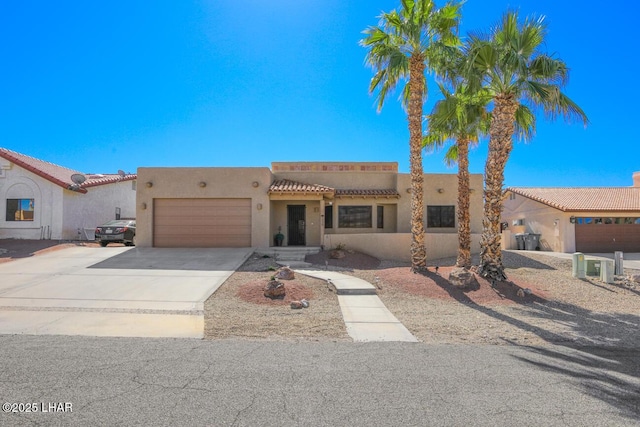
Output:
left=268, top=179, right=401, bottom=198
left=269, top=179, right=334, bottom=194
left=0, top=148, right=136, bottom=193
left=83, top=173, right=137, bottom=188
left=335, top=189, right=400, bottom=198
left=507, top=187, right=640, bottom=212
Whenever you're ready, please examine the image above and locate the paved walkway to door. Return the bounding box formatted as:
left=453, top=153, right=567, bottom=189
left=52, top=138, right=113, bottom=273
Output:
left=295, top=269, right=418, bottom=342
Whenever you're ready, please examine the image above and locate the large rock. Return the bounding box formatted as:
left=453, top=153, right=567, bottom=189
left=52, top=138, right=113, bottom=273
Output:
left=264, top=280, right=285, bottom=299
left=631, top=274, right=640, bottom=284
left=449, top=267, right=475, bottom=289
left=275, top=267, right=295, bottom=280
left=330, top=249, right=346, bottom=259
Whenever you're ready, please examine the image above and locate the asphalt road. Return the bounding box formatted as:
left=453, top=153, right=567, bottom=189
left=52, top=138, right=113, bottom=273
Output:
left=0, top=336, right=638, bottom=426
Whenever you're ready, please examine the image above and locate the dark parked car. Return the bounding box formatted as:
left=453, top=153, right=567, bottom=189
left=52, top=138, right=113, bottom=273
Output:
left=95, top=220, right=136, bottom=247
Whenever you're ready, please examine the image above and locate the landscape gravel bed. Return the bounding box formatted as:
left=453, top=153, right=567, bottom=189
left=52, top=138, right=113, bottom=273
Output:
left=204, top=255, right=349, bottom=341
left=205, top=249, right=640, bottom=346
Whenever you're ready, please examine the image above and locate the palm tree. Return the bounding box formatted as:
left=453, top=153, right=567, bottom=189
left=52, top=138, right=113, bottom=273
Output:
left=465, top=11, right=588, bottom=282
left=426, top=81, right=535, bottom=271
left=361, top=0, right=461, bottom=271
left=425, top=82, right=491, bottom=269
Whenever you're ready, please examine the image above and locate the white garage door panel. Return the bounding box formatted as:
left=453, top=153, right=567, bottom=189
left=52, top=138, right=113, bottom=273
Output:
left=153, top=198, right=251, bottom=247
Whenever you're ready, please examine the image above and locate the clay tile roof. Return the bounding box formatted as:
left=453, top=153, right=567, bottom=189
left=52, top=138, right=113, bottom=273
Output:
left=269, top=179, right=334, bottom=194
left=0, top=147, right=136, bottom=193
left=507, top=187, right=640, bottom=212
left=335, top=189, right=400, bottom=198
left=82, top=174, right=137, bottom=188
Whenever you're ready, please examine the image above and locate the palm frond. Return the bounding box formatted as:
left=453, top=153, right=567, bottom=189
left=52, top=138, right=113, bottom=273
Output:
left=529, top=55, right=569, bottom=85
left=517, top=15, right=545, bottom=57
left=444, top=144, right=458, bottom=167
left=361, top=0, right=462, bottom=113
left=514, top=104, right=535, bottom=141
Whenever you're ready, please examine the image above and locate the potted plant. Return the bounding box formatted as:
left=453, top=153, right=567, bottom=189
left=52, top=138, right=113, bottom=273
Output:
left=274, top=226, right=284, bottom=247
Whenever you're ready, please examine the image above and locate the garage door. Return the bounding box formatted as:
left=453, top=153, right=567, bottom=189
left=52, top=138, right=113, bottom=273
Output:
left=153, top=198, right=251, bottom=247
left=575, top=223, right=640, bottom=252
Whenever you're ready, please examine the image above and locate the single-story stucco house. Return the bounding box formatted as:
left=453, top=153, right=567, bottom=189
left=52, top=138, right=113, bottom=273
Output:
left=0, top=148, right=137, bottom=240
left=502, top=171, right=640, bottom=253
left=136, top=162, right=483, bottom=261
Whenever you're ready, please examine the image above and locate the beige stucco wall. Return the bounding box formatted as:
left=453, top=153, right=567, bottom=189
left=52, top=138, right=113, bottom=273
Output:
left=270, top=199, right=322, bottom=246
left=270, top=164, right=482, bottom=255
left=502, top=190, right=640, bottom=253
left=324, top=232, right=481, bottom=262
left=272, top=162, right=398, bottom=190
left=377, top=202, right=397, bottom=233
left=325, top=200, right=398, bottom=235
left=396, top=173, right=483, bottom=234
left=62, top=180, right=137, bottom=240
left=136, top=167, right=272, bottom=247
left=502, top=192, right=575, bottom=252
left=135, top=163, right=484, bottom=260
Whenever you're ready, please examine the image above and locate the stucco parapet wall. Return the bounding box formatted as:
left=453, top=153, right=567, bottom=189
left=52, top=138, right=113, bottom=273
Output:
left=271, top=162, right=398, bottom=173
left=137, top=167, right=272, bottom=192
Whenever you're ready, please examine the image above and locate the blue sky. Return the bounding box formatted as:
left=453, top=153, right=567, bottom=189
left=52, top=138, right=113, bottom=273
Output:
left=1, top=1, right=638, bottom=187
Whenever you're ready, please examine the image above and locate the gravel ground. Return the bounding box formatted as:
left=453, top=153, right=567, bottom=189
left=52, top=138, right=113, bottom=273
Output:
left=5, top=240, right=637, bottom=347
left=204, top=255, right=349, bottom=341
left=206, top=249, right=640, bottom=347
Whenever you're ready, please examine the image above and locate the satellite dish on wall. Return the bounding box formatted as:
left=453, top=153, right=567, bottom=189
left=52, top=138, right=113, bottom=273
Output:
left=71, top=174, right=87, bottom=185
left=117, top=170, right=126, bottom=177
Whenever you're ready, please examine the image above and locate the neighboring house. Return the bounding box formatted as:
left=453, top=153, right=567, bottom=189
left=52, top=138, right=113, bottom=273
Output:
left=502, top=171, right=640, bottom=253
left=136, top=162, right=484, bottom=261
left=0, top=148, right=137, bottom=240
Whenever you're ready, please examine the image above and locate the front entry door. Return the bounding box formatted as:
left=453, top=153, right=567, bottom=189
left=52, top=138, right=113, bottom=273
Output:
left=287, top=205, right=306, bottom=246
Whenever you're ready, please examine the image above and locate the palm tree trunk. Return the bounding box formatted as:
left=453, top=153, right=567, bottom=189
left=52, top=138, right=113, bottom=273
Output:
left=456, top=138, right=471, bottom=268
left=408, top=55, right=427, bottom=272
left=479, top=94, right=518, bottom=282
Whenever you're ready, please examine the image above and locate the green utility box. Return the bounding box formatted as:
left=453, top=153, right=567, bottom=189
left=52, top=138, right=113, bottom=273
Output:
left=585, top=259, right=601, bottom=276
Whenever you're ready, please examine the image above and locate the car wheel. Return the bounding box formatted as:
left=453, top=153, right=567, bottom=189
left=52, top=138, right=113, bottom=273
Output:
left=100, top=241, right=108, bottom=247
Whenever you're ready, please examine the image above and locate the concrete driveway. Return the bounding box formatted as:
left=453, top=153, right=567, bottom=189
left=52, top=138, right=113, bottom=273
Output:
left=0, top=246, right=252, bottom=338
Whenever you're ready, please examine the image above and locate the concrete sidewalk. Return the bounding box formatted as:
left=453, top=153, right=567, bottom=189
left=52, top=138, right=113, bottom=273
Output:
left=296, top=269, right=418, bottom=343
